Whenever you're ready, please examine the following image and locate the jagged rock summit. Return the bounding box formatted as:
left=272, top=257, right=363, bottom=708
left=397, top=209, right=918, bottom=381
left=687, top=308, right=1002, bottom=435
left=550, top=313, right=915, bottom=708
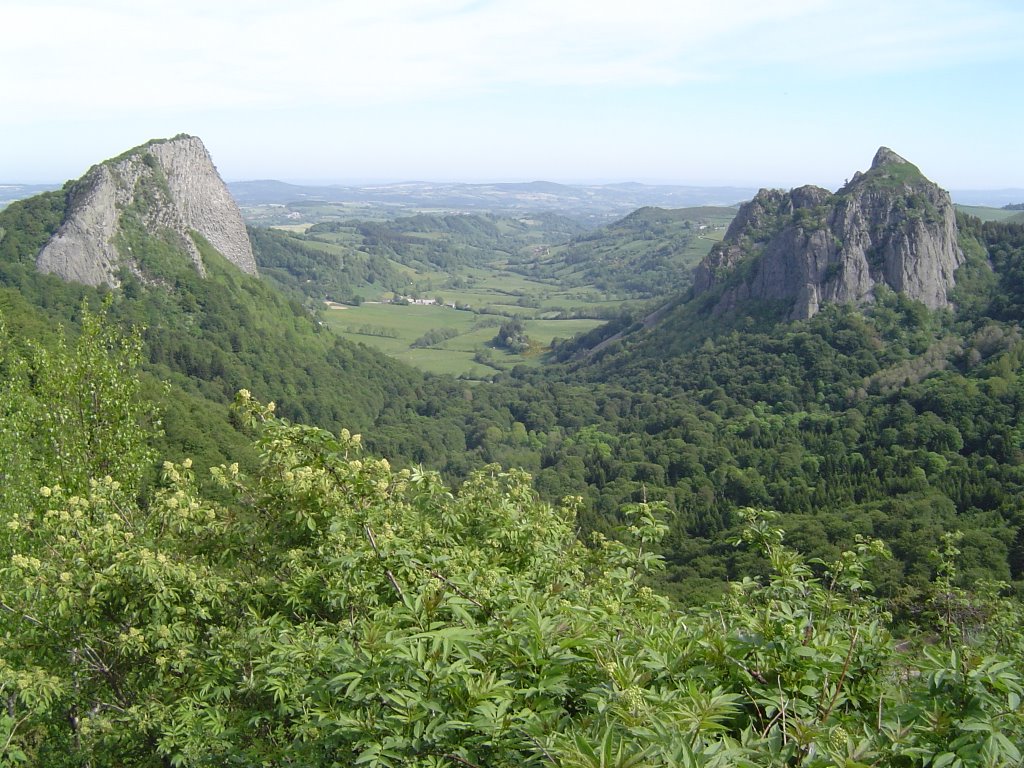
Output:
left=37, top=135, right=257, bottom=287
left=692, top=147, right=963, bottom=320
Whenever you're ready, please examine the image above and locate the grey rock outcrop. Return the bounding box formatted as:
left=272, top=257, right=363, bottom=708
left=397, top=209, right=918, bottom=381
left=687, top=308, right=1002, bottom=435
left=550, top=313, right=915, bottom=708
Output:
left=37, top=135, right=256, bottom=287
left=692, top=148, right=963, bottom=320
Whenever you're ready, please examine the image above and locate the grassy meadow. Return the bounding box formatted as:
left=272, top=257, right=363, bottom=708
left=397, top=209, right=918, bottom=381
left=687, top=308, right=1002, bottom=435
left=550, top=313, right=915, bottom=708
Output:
left=955, top=204, right=1024, bottom=222
left=322, top=300, right=605, bottom=378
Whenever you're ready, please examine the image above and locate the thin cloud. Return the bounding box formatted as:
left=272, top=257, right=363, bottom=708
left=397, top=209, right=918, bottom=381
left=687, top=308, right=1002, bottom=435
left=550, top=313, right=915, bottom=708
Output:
left=1, top=0, right=1022, bottom=185
left=6, top=0, right=1018, bottom=117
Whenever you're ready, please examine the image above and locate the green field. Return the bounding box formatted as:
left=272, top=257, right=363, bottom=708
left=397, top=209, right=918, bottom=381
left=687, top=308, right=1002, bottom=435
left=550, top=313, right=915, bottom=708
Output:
left=956, top=204, right=1023, bottom=222
left=323, top=302, right=604, bottom=378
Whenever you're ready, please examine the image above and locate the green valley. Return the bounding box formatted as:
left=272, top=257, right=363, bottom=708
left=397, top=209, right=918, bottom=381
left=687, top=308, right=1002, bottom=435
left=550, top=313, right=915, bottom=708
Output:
left=252, top=207, right=733, bottom=377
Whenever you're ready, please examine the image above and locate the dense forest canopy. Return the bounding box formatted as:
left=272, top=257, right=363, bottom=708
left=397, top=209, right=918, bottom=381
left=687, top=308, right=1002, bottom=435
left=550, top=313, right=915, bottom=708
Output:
left=4, top=183, right=1024, bottom=599
left=3, top=163, right=1024, bottom=763
left=2, top=317, right=1022, bottom=765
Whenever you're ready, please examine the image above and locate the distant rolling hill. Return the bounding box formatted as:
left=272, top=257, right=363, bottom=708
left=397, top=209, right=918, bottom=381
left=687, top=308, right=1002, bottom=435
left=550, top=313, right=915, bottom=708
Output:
left=227, top=179, right=758, bottom=220
left=0, top=183, right=60, bottom=209
left=9, top=179, right=1021, bottom=221
left=507, top=205, right=737, bottom=297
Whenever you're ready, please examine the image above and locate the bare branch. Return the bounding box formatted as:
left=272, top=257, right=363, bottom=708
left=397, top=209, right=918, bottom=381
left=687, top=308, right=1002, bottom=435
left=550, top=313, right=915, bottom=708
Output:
left=365, top=524, right=405, bottom=602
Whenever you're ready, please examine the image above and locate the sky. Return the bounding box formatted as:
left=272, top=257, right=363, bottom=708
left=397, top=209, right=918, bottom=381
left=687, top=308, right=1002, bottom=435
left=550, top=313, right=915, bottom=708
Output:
left=2, top=0, right=1023, bottom=191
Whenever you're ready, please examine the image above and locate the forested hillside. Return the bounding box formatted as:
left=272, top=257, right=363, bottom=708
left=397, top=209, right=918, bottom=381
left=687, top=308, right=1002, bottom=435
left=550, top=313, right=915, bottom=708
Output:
left=253, top=207, right=725, bottom=311
left=305, top=212, right=585, bottom=273
left=0, top=188, right=434, bottom=475
left=2, top=324, right=1022, bottom=765
left=248, top=224, right=408, bottom=304
left=340, top=217, right=1022, bottom=605
left=4, top=142, right=1024, bottom=764
left=5, top=164, right=1024, bottom=603
left=504, top=206, right=735, bottom=297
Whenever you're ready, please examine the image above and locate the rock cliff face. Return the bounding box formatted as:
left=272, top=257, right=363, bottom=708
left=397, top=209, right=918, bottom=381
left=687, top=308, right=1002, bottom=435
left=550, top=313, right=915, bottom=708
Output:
left=692, top=148, right=963, bottom=320
left=37, top=135, right=256, bottom=287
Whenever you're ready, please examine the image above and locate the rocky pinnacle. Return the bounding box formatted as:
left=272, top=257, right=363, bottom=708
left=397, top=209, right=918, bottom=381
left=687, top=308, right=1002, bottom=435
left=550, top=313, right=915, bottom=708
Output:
left=692, top=147, right=963, bottom=320
left=37, top=135, right=257, bottom=287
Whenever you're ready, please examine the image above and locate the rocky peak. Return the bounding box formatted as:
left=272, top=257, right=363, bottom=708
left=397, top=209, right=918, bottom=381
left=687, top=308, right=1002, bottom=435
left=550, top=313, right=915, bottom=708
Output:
left=692, top=148, right=963, bottom=320
left=37, top=135, right=257, bottom=287
left=871, top=146, right=910, bottom=169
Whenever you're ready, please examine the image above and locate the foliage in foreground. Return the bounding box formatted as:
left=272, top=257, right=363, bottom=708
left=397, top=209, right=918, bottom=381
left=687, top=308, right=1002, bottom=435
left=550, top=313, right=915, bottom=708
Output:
left=2, top=316, right=1024, bottom=767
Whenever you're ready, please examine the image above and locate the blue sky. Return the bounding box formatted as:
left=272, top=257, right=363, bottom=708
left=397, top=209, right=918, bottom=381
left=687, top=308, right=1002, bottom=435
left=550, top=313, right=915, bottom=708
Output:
left=2, top=0, right=1023, bottom=190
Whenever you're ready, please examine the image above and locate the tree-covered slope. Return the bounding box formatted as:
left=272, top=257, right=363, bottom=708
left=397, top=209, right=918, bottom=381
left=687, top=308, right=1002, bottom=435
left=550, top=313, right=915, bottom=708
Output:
left=248, top=224, right=408, bottom=304
left=306, top=212, right=586, bottom=273
left=5, top=146, right=1024, bottom=768
left=6, top=145, right=1024, bottom=614
left=506, top=206, right=735, bottom=298
left=497, top=214, right=1020, bottom=598
left=0, top=184, right=433, bottom=476
left=2, top=331, right=1022, bottom=765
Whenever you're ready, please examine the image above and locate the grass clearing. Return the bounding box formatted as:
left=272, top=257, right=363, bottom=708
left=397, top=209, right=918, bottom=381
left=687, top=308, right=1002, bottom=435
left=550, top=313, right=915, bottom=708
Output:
left=956, top=205, right=1021, bottom=222
left=322, top=302, right=604, bottom=378
left=269, top=223, right=313, bottom=233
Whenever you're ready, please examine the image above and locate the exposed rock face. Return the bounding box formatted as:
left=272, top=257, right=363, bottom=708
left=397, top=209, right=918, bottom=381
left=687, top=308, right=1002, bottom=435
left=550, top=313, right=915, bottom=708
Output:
left=37, top=135, right=256, bottom=287
left=692, top=148, right=963, bottom=320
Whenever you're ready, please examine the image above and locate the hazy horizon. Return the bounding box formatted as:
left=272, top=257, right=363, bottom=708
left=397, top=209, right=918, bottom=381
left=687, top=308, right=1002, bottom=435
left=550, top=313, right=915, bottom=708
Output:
left=7, top=150, right=1024, bottom=198
left=4, top=175, right=1024, bottom=212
